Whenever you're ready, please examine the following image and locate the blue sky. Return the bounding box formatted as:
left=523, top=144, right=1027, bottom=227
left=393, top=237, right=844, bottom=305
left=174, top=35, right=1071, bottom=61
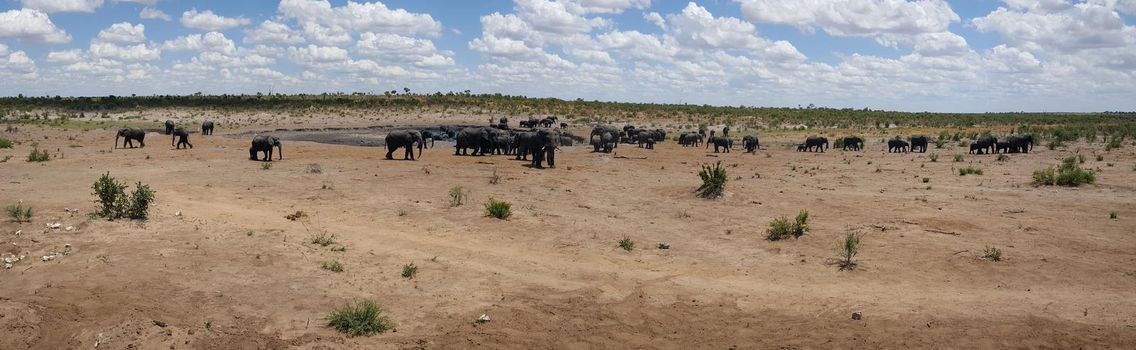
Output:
left=1, top=0, right=1134, bottom=112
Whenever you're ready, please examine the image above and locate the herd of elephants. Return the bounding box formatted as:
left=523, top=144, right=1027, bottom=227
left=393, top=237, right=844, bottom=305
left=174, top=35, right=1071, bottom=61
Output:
left=110, top=116, right=1038, bottom=168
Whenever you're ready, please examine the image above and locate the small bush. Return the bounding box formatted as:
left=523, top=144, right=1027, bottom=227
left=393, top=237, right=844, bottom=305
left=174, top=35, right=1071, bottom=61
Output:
left=618, top=237, right=634, bottom=251
left=958, top=167, right=983, bottom=176
left=983, top=246, right=1002, bottom=262
left=767, top=210, right=809, bottom=241
left=1033, top=157, right=1095, bottom=187
left=27, top=146, right=49, bottom=162
left=697, top=161, right=727, bottom=199
left=311, top=233, right=336, bottom=246
left=485, top=199, right=512, bottom=219
left=92, top=173, right=153, bottom=220
left=1096, top=155, right=1104, bottom=162
left=327, top=300, right=392, bottom=337
left=929, top=153, right=938, bottom=162
left=1047, top=140, right=1061, bottom=150
left=838, top=233, right=861, bottom=270
left=401, top=263, right=417, bottom=278
left=1106, top=138, right=1122, bottom=151
left=996, top=154, right=1008, bottom=162
left=322, top=261, right=344, bottom=273
left=922, top=177, right=930, bottom=183
left=6, top=202, right=32, bottom=223
left=0, top=137, right=12, bottom=148
left=489, top=168, right=500, bottom=184
left=934, top=138, right=946, bottom=149
left=448, top=186, right=466, bottom=207
left=261, top=162, right=272, bottom=170
left=126, top=182, right=155, bottom=219
left=953, top=154, right=964, bottom=162
left=1109, top=211, right=1117, bottom=219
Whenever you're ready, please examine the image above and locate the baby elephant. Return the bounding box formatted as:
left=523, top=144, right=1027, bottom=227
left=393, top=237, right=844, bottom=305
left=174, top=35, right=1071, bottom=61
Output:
left=171, top=128, right=193, bottom=149
left=887, top=139, right=909, bottom=153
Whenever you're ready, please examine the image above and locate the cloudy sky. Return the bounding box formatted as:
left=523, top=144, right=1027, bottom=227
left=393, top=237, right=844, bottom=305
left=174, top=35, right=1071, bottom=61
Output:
left=0, top=0, right=1134, bottom=112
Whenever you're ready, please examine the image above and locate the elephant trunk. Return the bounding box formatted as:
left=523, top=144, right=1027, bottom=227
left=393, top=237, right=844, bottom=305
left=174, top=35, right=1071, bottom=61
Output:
left=114, top=134, right=120, bottom=150
left=171, top=134, right=176, bottom=147
left=417, top=138, right=424, bottom=159
left=276, top=143, right=282, bottom=160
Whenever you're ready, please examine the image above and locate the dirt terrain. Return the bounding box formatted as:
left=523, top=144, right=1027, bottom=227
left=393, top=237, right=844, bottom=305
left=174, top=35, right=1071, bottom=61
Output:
left=2, top=113, right=1135, bottom=349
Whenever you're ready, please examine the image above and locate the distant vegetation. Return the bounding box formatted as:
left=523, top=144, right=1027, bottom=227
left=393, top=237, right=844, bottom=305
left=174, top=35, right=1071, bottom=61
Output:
left=0, top=94, right=1133, bottom=134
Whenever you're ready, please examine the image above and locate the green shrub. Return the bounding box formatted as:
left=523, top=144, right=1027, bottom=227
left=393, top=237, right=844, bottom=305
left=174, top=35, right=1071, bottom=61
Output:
left=1033, top=157, right=1096, bottom=187
left=934, top=138, right=946, bottom=149
left=327, top=300, right=392, bottom=337
left=91, top=173, right=155, bottom=220
left=983, top=246, right=1002, bottom=262
left=322, top=261, right=344, bottom=273
left=448, top=186, right=466, bottom=207
left=953, top=154, right=964, bottom=162
left=401, top=263, right=417, bottom=278
left=958, top=167, right=983, bottom=176
left=261, top=162, right=272, bottom=170
left=838, top=233, right=861, bottom=270
left=126, top=182, right=155, bottom=219
left=1106, top=138, right=1122, bottom=151
left=767, top=210, right=809, bottom=241
left=697, top=161, right=727, bottom=199
left=27, top=146, right=49, bottom=162
left=311, top=233, right=336, bottom=246
left=922, top=177, right=930, bottom=183
left=1096, top=155, right=1104, bottom=162
left=929, top=153, right=938, bottom=162
left=0, top=138, right=12, bottom=148
left=1048, top=140, right=1061, bottom=150
left=485, top=199, right=512, bottom=219
left=1109, top=211, right=1117, bottom=219
left=618, top=237, right=634, bottom=251
left=6, top=202, right=32, bottom=223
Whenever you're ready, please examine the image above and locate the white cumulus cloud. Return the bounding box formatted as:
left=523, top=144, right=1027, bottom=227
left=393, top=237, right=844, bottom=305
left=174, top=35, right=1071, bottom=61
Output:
left=181, top=9, right=251, bottom=31
left=0, top=8, right=72, bottom=43
left=22, top=0, right=104, bottom=13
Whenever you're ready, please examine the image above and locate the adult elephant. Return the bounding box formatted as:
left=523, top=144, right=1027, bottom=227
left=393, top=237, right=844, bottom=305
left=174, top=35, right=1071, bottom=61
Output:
left=514, top=131, right=536, bottom=160
left=909, top=135, right=929, bottom=153
left=526, top=129, right=557, bottom=169
left=201, top=121, right=215, bottom=135
left=114, top=128, right=146, bottom=149
left=249, top=135, right=281, bottom=161
left=742, top=135, right=759, bottom=153
left=539, top=118, right=555, bottom=128
left=1007, top=134, right=1034, bottom=153
left=888, top=139, right=909, bottom=153
left=707, top=136, right=732, bottom=153
left=969, top=143, right=984, bottom=154
left=171, top=128, right=192, bottom=149
left=164, top=120, right=175, bottom=135
left=804, top=136, right=828, bottom=152
left=385, top=130, right=425, bottom=160
left=494, top=133, right=515, bottom=155
left=420, top=130, right=441, bottom=148
left=454, top=127, right=491, bottom=156
left=973, top=135, right=997, bottom=154
left=681, top=133, right=703, bottom=147
left=591, top=125, right=621, bottom=148
left=842, top=136, right=864, bottom=151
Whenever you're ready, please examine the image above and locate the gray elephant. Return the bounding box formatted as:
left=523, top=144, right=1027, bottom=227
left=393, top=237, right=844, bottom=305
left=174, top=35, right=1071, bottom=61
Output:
left=514, top=131, right=535, bottom=160
left=995, top=141, right=1011, bottom=153
left=909, top=135, right=929, bottom=153
left=707, top=136, right=732, bottom=153
left=804, top=136, right=828, bottom=152
left=171, top=128, right=192, bottom=149
left=250, top=135, right=282, bottom=161
left=842, top=136, right=864, bottom=151
left=681, top=133, right=703, bottom=147
left=526, top=129, right=557, bottom=169
left=385, top=130, right=424, bottom=160
left=454, top=127, right=491, bottom=156
left=1007, top=134, right=1034, bottom=153
left=742, top=135, right=759, bottom=153
left=164, top=120, right=175, bottom=135
left=115, top=128, right=146, bottom=149
left=887, top=139, right=909, bottom=153
left=201, top=121, right=214, bottom=135
left=973, top=135, right=997, bottom=154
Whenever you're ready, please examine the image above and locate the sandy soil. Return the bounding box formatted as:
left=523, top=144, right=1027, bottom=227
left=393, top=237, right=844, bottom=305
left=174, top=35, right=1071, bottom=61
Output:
left=2, top=114, right=1136, bottom=349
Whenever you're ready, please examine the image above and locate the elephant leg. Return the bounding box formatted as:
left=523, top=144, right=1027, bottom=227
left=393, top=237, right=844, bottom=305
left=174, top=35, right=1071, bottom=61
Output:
left=387, top=144, right=397, bottom=159
left=405, top=146, right=413, bottom=160
left=546, top=148, right=555, bottom=168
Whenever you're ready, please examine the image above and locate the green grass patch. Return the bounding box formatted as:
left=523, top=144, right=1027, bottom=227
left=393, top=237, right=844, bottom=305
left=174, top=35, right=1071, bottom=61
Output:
left=327, top=300, right=392, bottom=337
left=485, top=199, right=512, bottom=219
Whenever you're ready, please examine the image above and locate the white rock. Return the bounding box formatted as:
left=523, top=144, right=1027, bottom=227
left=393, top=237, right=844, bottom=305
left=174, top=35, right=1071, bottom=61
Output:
left=3, top=263, right=10, bottom=269
left=175, top=211, right=182, bottom=217
left=48, top=223, right=61, bottom=229
left=476, top=314, right=491, bottom=323
left=42, top=255, right=55, bottom=261
left=65, top=226, right=74, bottom=231
left=14, top=230, right=21, bottom=236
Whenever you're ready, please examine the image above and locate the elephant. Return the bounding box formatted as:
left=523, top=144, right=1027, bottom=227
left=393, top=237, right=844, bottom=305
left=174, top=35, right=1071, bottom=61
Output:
left=973, top=135, right=997, bottom=154
left=638, top=135, right=656, bottom=149
left=539, top=118, right=555, bottom=128
left=909, top=135, right=929, bottom=153
left=888, top=139, right=909, bottom=153
left=560, top=122, right=568, bottom=129
left=797, top=144, right=807, bottom=152
left=419, top=130, right=441, bottom=148
left=742, top=135, right=760, bottom=153
left=115, top=128, right=146, bottom=149
left=482, top=128, right=509, bottom=155
left=171, top=128, right=193, bottom=149
left=201, top=121, right=215, bottom=135
left=494, top=133, right=515, bottom=155
left=454, top=127, right=491, bottom=156
left=653, top=129, right=667, bottom=142
left=969, top=143, right=984, bottom=154
left=514, top=131, right=536, bottom=160
left=804, top=136, right=829, bottom=152
left=249, top=135, right=282, bottom=161
left=591, top=125, right=621, bottom=148
left=842, top=136, right=864, bottom=151
left=164, top=120, right=175, bottom=135
left=1007, top=134, right=1034, bottom=153
left=707, top=136, right=732, bottom=153
left=995, top=141, right=1011, bottom=154
left=722, top=126, right=730, bottom=138
left=526, top=129, right=557, bottom=169
left=385, top=130, right=424, bottom=160
left=681, top=133, right=703, bottom=147
left=499, top=117, right=509, bottom=128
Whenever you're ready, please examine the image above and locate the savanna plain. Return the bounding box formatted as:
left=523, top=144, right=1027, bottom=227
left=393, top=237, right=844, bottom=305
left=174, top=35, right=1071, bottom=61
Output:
left=2, top=98, right=1135, bottom=349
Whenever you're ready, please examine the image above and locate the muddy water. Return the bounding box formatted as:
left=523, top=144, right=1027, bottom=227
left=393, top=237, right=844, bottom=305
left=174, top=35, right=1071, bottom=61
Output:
left=225, top=124, right=474, bottom=147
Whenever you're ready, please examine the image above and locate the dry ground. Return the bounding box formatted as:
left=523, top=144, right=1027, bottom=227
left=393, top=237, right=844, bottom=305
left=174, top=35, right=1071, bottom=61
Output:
left=2, top=114, right=1136, bottom=349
